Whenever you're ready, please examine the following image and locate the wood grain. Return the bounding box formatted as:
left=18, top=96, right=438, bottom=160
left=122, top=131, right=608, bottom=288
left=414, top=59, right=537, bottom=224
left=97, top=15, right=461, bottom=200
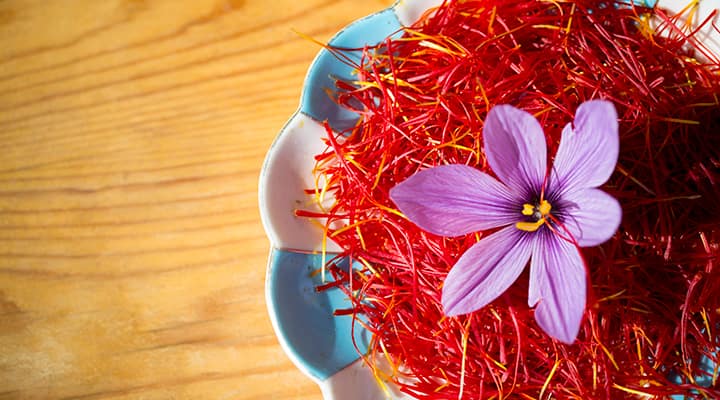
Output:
left=0, top=0, right=393, bottom=398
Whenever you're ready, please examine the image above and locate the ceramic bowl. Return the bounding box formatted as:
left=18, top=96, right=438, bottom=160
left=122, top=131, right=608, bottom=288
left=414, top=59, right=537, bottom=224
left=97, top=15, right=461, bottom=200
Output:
left=258, top=1, right=719, bottom=398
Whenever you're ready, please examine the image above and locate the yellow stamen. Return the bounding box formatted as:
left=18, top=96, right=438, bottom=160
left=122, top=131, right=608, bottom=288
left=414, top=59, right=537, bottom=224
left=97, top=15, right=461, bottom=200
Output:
left=521, top=204, right=534, bottom=216
left=516, top=200, right=552, bottom=232
left=538, top=199, right=551, bottom=215
left=516, top=219, right=545, bottom=232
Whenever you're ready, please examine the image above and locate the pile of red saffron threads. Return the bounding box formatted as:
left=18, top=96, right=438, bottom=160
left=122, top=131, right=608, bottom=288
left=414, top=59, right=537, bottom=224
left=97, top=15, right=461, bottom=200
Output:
left=301, top=0, right=720, bottom=398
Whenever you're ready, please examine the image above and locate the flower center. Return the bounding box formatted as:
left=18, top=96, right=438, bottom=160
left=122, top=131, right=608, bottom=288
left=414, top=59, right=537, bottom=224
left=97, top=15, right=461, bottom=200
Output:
left=515, top=199, right=552, bottom=232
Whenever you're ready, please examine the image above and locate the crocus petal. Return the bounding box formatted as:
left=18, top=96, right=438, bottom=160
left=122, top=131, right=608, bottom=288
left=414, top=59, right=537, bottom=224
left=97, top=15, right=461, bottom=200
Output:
left=442, top=225, right=533, bottom=316
left=527, top=237, right=546, bottom=307
left=484, top=104, right=547, bottom=196
left=390, top=164, right=520, bottom=237
left=532, top=231, right=586, bottom=344
left=550, top=100, right=619, bottom=195
left=560, top=188, right=622, bottom=247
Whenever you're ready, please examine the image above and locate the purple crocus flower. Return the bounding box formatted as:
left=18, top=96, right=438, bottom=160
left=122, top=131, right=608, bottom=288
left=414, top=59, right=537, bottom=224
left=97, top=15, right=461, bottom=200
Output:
left=389, top=100, right=622, bottom=343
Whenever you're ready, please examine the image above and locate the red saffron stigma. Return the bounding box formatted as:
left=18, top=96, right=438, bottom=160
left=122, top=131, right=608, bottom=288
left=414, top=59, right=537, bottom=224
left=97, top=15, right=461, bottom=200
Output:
left=301, top=0, right=720, bottom=398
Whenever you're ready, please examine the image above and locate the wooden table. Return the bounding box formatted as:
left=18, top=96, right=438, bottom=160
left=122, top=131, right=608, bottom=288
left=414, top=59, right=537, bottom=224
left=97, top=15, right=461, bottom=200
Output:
left=0, top=1, right=392, bottom=398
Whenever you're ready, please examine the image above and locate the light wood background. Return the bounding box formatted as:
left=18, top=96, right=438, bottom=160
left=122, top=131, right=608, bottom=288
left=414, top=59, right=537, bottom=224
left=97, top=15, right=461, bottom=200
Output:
left=0, top=0, right=393, bottom=398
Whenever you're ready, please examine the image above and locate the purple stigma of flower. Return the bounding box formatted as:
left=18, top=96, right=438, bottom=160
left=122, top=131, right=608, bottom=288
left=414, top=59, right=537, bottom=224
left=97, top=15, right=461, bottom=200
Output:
left=389, top=100, right=622, bottom=344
